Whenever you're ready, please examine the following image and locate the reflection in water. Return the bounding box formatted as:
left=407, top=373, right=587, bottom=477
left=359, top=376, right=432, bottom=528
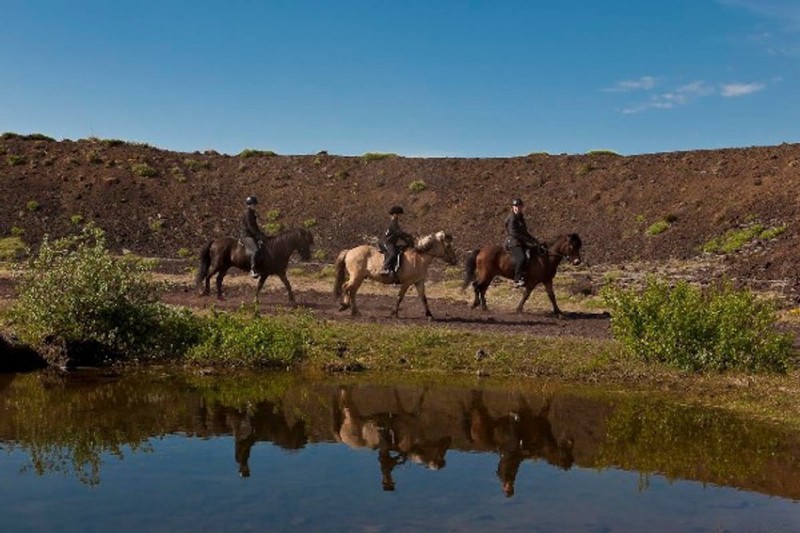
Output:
left=465, top=391, right=575, bottom=497
left=2, top=370, right=800, bottom=511
left=334, top=386, right=452, bottom=491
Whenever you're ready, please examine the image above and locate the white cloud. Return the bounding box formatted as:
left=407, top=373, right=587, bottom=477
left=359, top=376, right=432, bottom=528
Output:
left=604, top=76, right=657, bottom=92
left=720, top=82, right=766, bottom=97
left=620, top=81, right=714, bottom=114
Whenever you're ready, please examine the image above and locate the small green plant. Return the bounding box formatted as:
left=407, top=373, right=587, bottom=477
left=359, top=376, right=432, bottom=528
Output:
left=575, top=163, right=593, bottom=176
left=0, top=236, right=26, bottom=261
left=603, top=279, right=792, bottom=373
left=149, top=219, right=164, bottom=232
left=70, top=214, right=84, bottom=225
left=362, top=152, right=397, bottom=161
left=177, top=247, right=193, bottom=258
left=587, top=149, right=620, bottom=156
left=408, top=180, right=427, bottom=193
left=759, top=224, right=786, bottom=240
left=10, top=226, right=24, bottom=237
left=184, top=159, right=209, bottom=171
left=334, top=170, right=349, bottom=180
left=85, top=150, right=103, bottom=164
left=264, top=222, right=283, bottom=235
left=26, top=200, right=40, bottom=212
left=131, top=162, right=157, bottom=177
left=312, top=249, right=327, bottom=262
left=25, top=133, right=56, bottom=142
left=7, top=154, right=26, bottom=166
left=101, top=138, right=126, bottom=147
left=265, top=209, right=281, bottom=222
left=302, top=218, right=317, bottom=229
left=702, top=224, right=765, bottom=254
left=645, top=220, right=670, bottom=236
left=186, top=309, right=312, bottom=367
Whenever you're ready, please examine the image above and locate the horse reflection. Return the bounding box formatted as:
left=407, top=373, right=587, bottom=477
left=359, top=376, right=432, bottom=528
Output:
left=464, top=391, right=574, bottom=497
left=334, top=386, right=452, bottom=491
left=224, top=401, right=308, bottom=477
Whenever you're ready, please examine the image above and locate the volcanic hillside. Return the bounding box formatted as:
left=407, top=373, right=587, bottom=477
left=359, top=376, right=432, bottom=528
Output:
left=2, top=133, right=800, bottom=295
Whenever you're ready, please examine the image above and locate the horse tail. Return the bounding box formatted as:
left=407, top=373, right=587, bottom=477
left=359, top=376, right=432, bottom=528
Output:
left=195, top=240, right=213, bottom=288
left=333, top=250, right=348, bottom=299
left=461, top=249, right=480, bottom=291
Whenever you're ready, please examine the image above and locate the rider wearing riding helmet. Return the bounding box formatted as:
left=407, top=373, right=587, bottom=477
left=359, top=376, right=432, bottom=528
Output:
left=380, top=205, right=415, bottom=276
left=504, top=198, right=541, bottom=288
left=240, top=195, right=267, bottom=278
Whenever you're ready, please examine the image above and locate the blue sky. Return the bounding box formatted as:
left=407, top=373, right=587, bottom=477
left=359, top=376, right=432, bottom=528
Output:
left=1, top=0, right=798, bottom=156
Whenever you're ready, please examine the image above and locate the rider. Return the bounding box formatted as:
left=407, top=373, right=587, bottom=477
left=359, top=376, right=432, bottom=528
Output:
left=505, top=198, right=541, bottom=288
left=240, top=195, right=267, bottom=278
left=379, top=205, right=415, bottom=276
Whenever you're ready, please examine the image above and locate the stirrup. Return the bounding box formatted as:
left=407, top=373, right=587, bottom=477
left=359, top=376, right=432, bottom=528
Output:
left=250, top=269, right=259, bottom=278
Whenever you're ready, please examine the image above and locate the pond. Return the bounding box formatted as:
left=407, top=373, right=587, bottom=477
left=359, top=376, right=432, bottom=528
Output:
left=1, top=370, right=799, bottom=532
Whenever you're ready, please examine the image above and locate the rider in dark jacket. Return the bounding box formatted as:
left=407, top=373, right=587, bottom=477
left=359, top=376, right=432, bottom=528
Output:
left=240, top=195, right=267, bottom=278
left=380, top=206, right=415, bottom=276
left=504, top=198, right=541, bottom=287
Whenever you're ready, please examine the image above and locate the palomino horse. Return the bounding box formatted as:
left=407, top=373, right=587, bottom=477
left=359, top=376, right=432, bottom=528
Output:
left=462, top=233, right=582, bottom=315
left=333, top=231, right=457, bottom=318
left=195, top=227, right=314, bottom=303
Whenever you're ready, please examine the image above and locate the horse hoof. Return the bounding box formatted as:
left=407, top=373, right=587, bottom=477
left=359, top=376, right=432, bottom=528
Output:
left=339, top=303, right=349, bottom=312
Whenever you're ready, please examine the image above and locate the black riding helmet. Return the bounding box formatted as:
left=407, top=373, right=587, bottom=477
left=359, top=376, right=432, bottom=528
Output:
left=245, top=196, right=259, bottom=205
left=511, top=198, right=523, bottom=207
left=389, top=206, right=404, bottom=215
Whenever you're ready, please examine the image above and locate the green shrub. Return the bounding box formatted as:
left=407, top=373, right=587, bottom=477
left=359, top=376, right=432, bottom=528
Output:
left=186, top=309, right=312, bottom=367
left=362, top=152, right=397, bottom=161
left=302, top=218, right=317, bottom=228
left=0, top=236, right=26, bottom=261
left=70, top=214, right=84, bottom=225
left=759, top=224, right=786, bottom=240
left=603, top=279, right=792, bottom=373
left=264, top=222, right=282, bottom=235
left=10, top=226, right=24, bottom=236
left=177, top=247, right=192, bottom=258
left=184, top=158, right=209, bottom=171
left=645, top=220, right=670, bottom=236
left=11, top=225, right=200, bottom=364
left=131, top=163, right=157, bottom=177
left=702, top=224, right=765, bottom=253
left=7, top=154, right=26, bottom=166
left=239, top=148, right=277, bottom=158
left=26, top=200, right=39, bottom=212
left=312, top=249, right=327, bottom=262
left=587, top=149, right=620, bottom=156
left=575, top=163, right=593, bottom=176
left=408, top=179, right=427, bottom=193
left=265, top=209, right=281, bottom=221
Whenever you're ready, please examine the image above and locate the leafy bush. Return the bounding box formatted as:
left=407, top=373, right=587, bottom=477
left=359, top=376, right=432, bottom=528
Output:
left=362, top=152, right=397, bottom=161
left=702, top=224, right=764, bottom=253
left=26, top=200, right=39, bottom=212
left=408, top=179, right=427, bottom=193
left=7, top=154, right=26, bottom=166
left=0, top=236, right=26, bottom=261
left=603, top=279, right=792, bottom=373
left=184, top=158, right=209, bottom=171
left=587, top=149, right=620, bottom=156
left=70, top=214, right=84, bottom=225
left=131, top=162, right=157, bottom=177
left=645, top=220, right=670, bottom=236
left=239, top=148, right=277, bottom=158
left=302, top=218, right=317, bottom=229
left=186, top=309, right=312, bottom=367
left=11, top=225, right=200, bottom=365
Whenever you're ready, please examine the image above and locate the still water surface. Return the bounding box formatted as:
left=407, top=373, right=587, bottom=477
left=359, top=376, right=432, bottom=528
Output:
left=1, top=370, right=799, bottom=532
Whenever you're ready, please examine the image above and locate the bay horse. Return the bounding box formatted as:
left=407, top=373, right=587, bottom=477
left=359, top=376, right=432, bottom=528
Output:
left=462, top=233, right=582, bottom=315
left=333, top=231, right=457, bottom=318
left=195, top=227, right=314, bottom=303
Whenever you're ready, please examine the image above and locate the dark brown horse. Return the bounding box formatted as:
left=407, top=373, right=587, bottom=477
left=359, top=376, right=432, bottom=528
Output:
left=196, top=227, right=314, bottom=303
left=462, top=233, right=582, bottom=315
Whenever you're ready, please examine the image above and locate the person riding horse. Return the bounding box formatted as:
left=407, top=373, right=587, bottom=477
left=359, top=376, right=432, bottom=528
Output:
left=380, top=205, right=415, bottom=276
left=240, top=195, right=267, bottom=278
left=504, top=198, right=542, bottom=288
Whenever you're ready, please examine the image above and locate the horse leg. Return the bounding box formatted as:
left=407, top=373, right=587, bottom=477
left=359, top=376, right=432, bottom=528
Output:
left=215, top=268, right=230, bottom=300
left=392, top=283, right=412, bottom=318
left=515, top=286, right=534, bottom=314
left=255, top=275, right=269, bottom=304
left=348, top=277, right=365, bottom=316
left=479, top=284, right=489, bottom=311
left=543, top=280, right=562, bottom=316
left=470, top=282, right=481, bottom=309
left=277, top=273, right=296, bottom=303
left=414, top=281, right=433, bottom=320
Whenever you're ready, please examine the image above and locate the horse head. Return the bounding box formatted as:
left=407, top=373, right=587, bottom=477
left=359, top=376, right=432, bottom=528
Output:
left=554, top=233, right=582, bottom=266
left=296, top=228, right=314, bottom=261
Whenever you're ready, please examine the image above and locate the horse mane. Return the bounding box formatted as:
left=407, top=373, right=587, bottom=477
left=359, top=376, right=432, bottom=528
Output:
left=263, top=227, right=311, bottom=256
left=414, top=232, right=444, bottom=253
